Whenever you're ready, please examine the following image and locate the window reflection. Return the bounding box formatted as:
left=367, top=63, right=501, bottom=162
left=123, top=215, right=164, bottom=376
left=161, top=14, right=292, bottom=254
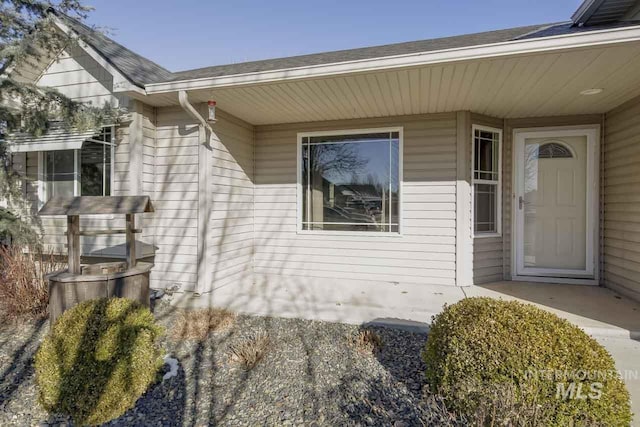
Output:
left=44, top=150, right=75, bottom=200
left=81, top=140, right=111, bottom=196
left=42, top=127, right=114, bottom=203
left=301, top=131, right=400, bottom=232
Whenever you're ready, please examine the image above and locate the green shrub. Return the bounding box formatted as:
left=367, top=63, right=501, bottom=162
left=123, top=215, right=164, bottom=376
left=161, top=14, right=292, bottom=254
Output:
left=423, top=297, right=632, bottom=426
left=35, top=297, right=164, bottom=425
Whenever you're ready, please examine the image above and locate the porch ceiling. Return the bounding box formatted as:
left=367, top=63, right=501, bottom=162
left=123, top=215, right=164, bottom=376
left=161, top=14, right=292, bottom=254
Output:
left=143, top=41, right=640, bottom=125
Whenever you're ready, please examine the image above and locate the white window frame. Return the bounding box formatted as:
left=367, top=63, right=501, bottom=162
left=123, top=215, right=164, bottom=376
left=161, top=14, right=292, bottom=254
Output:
left=296, top=127, right=404, bottom=236
left=38, top=127, right=115, bottom=208
left=472, top=124, right=502, bottom=238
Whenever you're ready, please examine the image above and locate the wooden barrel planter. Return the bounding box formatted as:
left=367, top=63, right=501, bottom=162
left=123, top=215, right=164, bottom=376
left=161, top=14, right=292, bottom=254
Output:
left=39, top=196, right=154, bottom=325
left=47, top=261, right=152, bottom=324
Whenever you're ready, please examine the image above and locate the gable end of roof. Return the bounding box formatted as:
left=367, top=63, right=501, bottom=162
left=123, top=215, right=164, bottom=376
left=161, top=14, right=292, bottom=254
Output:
left=54, top=11, right=173, bottom=87
left=572, top=0, right=639, bottom=26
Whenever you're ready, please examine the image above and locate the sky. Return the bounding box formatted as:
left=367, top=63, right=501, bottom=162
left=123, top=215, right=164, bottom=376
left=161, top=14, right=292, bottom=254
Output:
left=84, top=0, right=582, bottom=72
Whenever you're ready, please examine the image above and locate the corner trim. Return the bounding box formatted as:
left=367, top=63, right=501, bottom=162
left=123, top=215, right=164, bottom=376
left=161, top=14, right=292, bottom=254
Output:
left=456, top=111, right=473, bottom=286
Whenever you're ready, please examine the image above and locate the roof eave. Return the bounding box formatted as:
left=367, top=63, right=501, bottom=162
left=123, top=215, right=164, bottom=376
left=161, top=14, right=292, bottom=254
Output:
left=143, top=23, right=640, bottom=95
left=52, top=16, right=147, bottom=96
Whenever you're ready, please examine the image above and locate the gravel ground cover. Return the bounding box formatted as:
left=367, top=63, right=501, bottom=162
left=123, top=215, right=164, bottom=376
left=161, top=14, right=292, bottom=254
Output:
left=0, top=300, right=461, bottom=426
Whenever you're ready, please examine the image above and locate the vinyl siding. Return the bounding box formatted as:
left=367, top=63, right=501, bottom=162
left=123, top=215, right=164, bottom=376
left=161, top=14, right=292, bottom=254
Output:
left=603, top=95, right=640, bottom=300
left=153, top=106, right=200, bottom=290
left=36, top=44, right=119, bottom=108
left=140, top=104, right=157, bottom=257
left=470, top=113, right=505, bottom=284
left=207, top=111, right=255, bottom=289
left=253, top=113, right=458, bottom=287
left=152, top=107, right=254, bottom=292
left=503, top=115, right=602, bottom=279
left=106, top=100, right=158, bottom=259
left=112, top=125, right=131, bottom=196
left=9, top=48, right=55, bottom=84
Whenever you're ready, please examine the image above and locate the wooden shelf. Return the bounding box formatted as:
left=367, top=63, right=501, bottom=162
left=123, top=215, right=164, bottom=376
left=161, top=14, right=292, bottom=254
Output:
left=79, top=229, right=142, bottom=236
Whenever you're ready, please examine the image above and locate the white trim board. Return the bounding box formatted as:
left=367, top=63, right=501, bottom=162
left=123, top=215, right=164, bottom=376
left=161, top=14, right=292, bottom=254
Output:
left=511, top=125, right=600, bottom=283
left=456, top=112, right=473, bottom=286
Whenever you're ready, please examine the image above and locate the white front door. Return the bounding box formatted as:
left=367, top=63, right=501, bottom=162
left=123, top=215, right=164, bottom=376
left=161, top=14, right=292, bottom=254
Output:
left=513, top=126, right=599, bottom=282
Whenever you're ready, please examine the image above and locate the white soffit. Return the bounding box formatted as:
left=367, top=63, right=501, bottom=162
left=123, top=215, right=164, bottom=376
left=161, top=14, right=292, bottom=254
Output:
left=157, top=41, right=640, bottom=124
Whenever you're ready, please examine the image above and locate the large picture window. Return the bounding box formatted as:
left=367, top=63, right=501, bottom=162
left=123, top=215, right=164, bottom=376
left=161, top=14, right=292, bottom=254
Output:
left=472, top=125, right=502, bottom=236
left=40, top=127, right=114, bottom=203
left=299, top=129, right=402, bottom=233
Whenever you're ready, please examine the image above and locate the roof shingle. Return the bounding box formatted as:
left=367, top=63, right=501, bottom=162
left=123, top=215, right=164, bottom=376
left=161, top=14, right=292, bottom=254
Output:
left=168, top=24, right=555, bottom=82
left=57, top=14, right=640, bottom=88
left=58, top=12, right=174, bottom=86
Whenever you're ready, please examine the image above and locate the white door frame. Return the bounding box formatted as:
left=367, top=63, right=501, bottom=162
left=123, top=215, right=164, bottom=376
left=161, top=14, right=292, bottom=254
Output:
left=511, top=125, right=600, bottom=285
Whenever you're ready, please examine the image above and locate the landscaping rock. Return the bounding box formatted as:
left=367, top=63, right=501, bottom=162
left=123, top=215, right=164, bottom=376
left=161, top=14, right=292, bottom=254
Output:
left=0, top=301, right=462, bottom=426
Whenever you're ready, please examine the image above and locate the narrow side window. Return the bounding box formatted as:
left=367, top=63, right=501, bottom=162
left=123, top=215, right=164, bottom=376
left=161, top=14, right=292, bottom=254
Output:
left=472, top=126, right=501, bottom=236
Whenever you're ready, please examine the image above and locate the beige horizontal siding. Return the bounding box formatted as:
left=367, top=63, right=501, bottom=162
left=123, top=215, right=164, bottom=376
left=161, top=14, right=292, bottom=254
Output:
left=603, top=95, right=640, bottom=300
left=152, top=107, right=254, bottom=291
left=36, top=45, right=119, bottom=107
left=207, top=110, right=254, bottom=289
left=153, top=106, right=200, bottom=291
left=141, top=104, right=156, bottom=255
left=254, top=113, right=458, bottom=286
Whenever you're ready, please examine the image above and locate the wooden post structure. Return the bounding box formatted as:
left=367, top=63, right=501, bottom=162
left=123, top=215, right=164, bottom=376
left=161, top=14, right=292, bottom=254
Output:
left=41, top=195, right=152, bottom=274
left=42, top=196, right=154, bottom=324
left=125, top=213, right=136, bottom=268
left=67, top=215, right=80, bottom=274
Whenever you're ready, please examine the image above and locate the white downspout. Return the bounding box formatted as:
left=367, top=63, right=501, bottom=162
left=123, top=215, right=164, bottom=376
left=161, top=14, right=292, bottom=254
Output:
left=178, top=90, right=212, bottom=295
left=178, top=90, right=213, bottom=145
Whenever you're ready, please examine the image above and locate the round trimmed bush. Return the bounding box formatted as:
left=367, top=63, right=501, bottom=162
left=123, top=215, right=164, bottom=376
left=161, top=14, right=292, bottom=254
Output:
left=35, top=297, right=164, bottom=425
left=423, top=297, right=631, bottom=426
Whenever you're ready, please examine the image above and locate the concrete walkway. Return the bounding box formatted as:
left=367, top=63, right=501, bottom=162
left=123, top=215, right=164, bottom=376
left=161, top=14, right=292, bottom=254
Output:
left=467, top=282, right=640, bottom=339
left=596, top=336, right=640, bottom=425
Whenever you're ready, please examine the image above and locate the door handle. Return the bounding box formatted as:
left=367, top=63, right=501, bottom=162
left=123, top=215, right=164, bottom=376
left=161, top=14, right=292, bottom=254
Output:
left=519, top=196, right=524, bottom=210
